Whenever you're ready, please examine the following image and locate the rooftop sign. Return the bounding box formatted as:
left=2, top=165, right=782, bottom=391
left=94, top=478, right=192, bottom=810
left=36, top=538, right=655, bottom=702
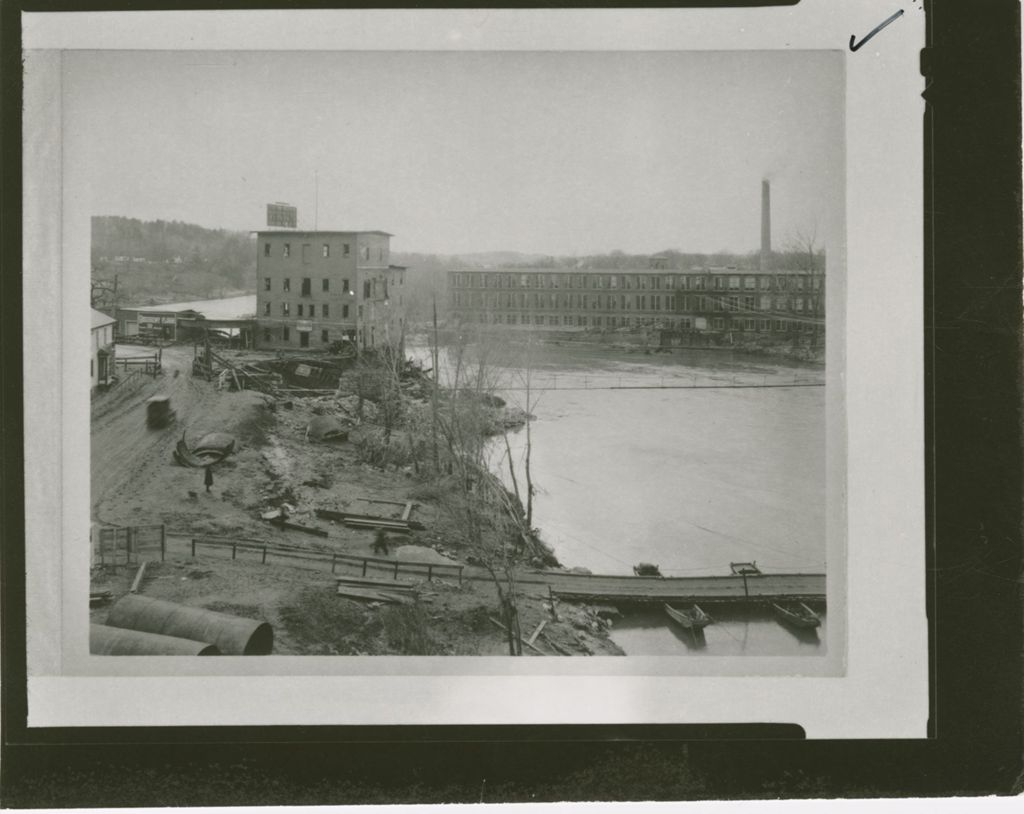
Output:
left=266, top=203, right=297, bottom=228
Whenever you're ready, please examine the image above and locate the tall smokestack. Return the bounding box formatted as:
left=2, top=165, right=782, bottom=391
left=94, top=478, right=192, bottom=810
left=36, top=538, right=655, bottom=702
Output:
left=760, top=179, right=771, bottom=270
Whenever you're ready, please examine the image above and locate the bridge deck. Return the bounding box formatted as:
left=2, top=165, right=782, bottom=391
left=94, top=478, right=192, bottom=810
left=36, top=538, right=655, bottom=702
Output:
left=530, top=572, right=825, bottom=604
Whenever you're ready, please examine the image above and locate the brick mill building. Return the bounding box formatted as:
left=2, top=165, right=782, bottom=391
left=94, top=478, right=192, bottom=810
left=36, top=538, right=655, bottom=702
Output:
left=446, top=265, right=824, bottom=340
left=255, top=229, right=406, bottom=351
left=446, top=181, right=824, bottom=343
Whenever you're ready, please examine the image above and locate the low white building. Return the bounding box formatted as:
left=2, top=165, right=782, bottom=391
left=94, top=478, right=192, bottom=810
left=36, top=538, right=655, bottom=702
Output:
left=91, top=308, right=116, bottom=390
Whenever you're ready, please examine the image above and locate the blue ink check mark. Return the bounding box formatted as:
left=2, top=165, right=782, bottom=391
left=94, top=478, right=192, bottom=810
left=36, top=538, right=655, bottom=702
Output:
left=850, top=9, right=905, bottom=52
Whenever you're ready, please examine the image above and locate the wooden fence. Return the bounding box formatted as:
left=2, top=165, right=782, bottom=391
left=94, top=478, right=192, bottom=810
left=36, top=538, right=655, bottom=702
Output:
left=114, top=352, right=162, bottom=377
left=189, top=535, right=464, bottom=584
left=95, top=524, right=166, bottom=567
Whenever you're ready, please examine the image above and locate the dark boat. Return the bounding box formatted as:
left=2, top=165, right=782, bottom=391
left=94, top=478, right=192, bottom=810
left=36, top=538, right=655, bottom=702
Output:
left=633, top=562, right=662, bottom=577
left=771, top=602, right=821, bottom=629
left=664, top=603, right=713, bottom=631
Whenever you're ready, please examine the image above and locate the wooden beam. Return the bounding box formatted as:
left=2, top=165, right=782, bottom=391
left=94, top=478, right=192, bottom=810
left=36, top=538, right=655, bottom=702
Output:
left=526, top=619, right=547, bottom=646
left=488, top=616, right=545, bottom=655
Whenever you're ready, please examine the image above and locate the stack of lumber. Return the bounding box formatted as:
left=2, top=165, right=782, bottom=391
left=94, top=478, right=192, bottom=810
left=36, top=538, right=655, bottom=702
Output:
left=335, top=575, right=417, bottom=604
left=315, top=507, right=423, bottom=533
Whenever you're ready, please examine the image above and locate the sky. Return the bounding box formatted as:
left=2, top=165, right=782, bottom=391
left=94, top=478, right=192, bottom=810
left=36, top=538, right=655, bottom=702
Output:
left=65, top=50, right=844, bottom=257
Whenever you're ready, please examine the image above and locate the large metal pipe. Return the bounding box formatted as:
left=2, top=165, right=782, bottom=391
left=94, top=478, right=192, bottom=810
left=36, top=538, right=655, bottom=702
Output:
left=90, top=623, right=221, bottom=656
left=105, top=595, right=274, bottom=655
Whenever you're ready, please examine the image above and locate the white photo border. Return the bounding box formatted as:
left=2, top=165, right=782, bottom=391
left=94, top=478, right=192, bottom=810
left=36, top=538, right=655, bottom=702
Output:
left=22, top=3, right=927, bottom=737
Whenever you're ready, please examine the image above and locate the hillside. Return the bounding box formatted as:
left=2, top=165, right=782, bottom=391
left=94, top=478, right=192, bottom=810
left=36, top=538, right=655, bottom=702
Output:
left=91, top=217, right=255, bottom=308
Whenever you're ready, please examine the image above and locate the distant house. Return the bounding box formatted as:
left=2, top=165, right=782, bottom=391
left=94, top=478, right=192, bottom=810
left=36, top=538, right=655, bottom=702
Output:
left=91, top=308, right=116, bottom=390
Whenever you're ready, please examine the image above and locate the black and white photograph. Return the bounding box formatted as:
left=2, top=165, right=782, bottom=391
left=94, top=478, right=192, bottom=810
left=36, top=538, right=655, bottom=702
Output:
left=20, top=4, right=933, bottom=736
left=80, top=47, right=839, bottom=661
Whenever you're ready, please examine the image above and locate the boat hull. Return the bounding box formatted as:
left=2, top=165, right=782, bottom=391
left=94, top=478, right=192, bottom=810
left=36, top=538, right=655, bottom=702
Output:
left=664, top=604, right=712, bottom=631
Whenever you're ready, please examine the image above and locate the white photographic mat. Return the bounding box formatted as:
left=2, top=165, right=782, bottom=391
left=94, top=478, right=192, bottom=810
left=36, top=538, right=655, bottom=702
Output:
left=23, top=3, right=926, bottom=735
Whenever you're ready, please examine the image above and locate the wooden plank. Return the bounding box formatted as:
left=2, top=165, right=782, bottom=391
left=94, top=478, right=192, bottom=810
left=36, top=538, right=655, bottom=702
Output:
left=336, top=586, right=413, bottom=604
left=357, top=497, right=407, bottom=507
left=129, top=561, right=148, bottom=594
left=401, top=501, right=414, bottom=521
left=488, top=616, right=545, bottom=655
left=526, top=619, right=547, bottom=646
left=336, top=575, right=417, bottom=591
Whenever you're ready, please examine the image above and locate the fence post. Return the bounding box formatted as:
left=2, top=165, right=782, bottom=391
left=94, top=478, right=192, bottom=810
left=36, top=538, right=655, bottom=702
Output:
left=191, top=538, right=196, bottom=557
left=232, top=543, right=237, bottom=560
left=160, top=526, right=166, bottom=562
left=331, top=553, right=337, bottom=574
left=362, top=560, right=368, bottom=577
left=394, top=560, right=400, bottom=579
left=262, top=546, right=268, bottom=564
left=427, top=565, right=433, bottom=582
left=459, top=566, right=463, bottom=587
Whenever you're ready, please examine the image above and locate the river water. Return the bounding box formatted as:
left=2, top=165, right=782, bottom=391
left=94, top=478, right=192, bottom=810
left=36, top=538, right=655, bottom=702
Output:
left=418, top=338, right=828, bottom=656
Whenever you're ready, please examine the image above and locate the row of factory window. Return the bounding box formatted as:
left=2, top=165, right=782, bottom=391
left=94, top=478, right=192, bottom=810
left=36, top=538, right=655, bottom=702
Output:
left=450, top=292, right=821, bottom=313
left=263, top=242, right=386, bottom=263
left=262, top=276, right=397, bottom=299
left=450, top=271, right=821, bottom=293
left=452, top=312, right=821, bottom=332
left=262, top=301, right=352, bottom=319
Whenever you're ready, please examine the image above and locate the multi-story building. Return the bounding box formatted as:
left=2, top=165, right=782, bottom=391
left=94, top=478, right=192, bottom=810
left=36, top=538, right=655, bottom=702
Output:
left=446, top=265, right=824, bottom=339
left=255, top=230, right=407, bottom=351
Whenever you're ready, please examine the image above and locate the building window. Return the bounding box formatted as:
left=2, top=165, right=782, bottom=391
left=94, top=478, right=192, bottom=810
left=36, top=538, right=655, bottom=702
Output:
left=760, top=277, right=771, bottom=290
left=728, top=276, right=740, bottom=290
left=283, top=243, right=291, bottom=258
left=322, top=244, right=330, bottom=258
left=363, top=281, right=371, bottom=299
left=744, top=277, right=756, bottom=290
left=309, top=305, right=316, bottom=317
left=283, top=327, right=290, bottom=341
left=342, top=305, right=349, bottom=318
left=342, top=278, right=350, bottom=292
left=264, top=277, right=271, bottom=291
left=282, top=303, right=290, bottom=316
left=264, top=302, right=271, bottom=316
left=358, top=305, right=363, bottom=318
left=301, top=278, right=311, bottom=296
left=363, top=246, right=370, bottom=260
left=322, top=329, right=329, bottom=343
left=322, top=278, right=329, bottom=292
left=297, top=304, right=304, bottom=317
left=713, top=318, right=725, bottom=330
left=283, top=278, right=290, bottom=292
left=264, top=243, right=271, bottom=257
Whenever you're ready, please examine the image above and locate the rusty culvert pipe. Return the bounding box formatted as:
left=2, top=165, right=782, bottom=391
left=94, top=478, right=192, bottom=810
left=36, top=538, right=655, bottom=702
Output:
left=105, top=595, right=273, bottom=655
left=90, top=623, right=221, bottom=656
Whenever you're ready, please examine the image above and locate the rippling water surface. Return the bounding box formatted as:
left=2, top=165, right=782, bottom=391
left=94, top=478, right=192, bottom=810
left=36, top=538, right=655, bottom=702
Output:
left=416, top=339, right=828, bottom=655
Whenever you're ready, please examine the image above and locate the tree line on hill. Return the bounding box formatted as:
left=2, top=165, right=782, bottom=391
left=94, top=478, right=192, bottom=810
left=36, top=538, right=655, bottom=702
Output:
left=90, top=215, right=824, bottom=317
